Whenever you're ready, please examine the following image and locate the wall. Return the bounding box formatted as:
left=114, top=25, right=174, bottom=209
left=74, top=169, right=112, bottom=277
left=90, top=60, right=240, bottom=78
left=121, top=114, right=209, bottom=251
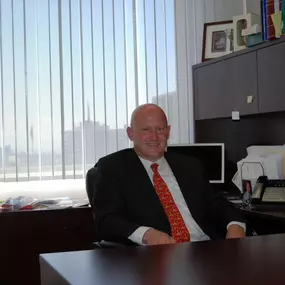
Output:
left=174, top=0, right=260, bottom=143
left=246, top=0, right=261, bottom=14
left=213, top=0, right=261, bottom=21
left=212, top=0, right=242, bottom=22
left=182, top=0, right=262, bottom=67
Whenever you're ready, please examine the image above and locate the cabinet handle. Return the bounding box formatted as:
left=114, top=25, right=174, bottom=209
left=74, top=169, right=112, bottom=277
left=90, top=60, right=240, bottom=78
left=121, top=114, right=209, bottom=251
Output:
left=247, top=95, right=253, bottom=103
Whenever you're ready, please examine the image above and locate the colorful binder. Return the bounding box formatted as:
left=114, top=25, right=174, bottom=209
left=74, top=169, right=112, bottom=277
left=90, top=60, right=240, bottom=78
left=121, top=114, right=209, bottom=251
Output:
left=282, top=0, right=285, bottom=34
left=262, top=0, right=283, bottom=40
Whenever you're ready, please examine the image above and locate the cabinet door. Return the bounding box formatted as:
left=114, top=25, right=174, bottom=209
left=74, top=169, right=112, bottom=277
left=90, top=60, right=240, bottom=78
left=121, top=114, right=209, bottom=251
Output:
left=224, top=53, right=258, bottom=117
left=194, top=52, right=258, bottom=120
left=258, top=42, right=285, bottom=113
left=194, top=61, right=229, bottom=120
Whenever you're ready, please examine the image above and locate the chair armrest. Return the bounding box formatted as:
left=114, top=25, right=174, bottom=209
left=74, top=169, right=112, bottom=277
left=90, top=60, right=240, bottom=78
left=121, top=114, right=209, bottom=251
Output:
left=93, top=240, right=128, bottom=249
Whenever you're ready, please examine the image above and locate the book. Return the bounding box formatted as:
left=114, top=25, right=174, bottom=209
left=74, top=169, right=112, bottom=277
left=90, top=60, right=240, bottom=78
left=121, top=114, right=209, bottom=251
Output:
left=262, top=0, right=282, bottom=40
left=261, top=0, right=265, bottom=40
left=283, top=0, right=285, bottom=33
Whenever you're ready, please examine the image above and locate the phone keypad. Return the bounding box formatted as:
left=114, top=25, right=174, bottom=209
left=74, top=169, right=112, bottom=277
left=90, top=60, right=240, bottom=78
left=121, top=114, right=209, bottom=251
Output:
left=268, top=180, right=285, bottom=187
left=262, top=187, right=285, bottom=202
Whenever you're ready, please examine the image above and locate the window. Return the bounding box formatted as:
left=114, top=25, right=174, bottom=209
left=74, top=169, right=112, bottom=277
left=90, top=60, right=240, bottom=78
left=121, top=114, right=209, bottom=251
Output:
left=0, top=0, right=179, bottom=183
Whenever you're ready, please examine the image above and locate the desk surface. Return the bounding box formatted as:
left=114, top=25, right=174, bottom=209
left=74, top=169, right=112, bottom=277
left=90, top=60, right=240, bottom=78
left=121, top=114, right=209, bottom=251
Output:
left=0, top=206, right=95, bottom=285
left=243, top=206, right=285, bottom=219
left=41, top=234, right=285, bottom=285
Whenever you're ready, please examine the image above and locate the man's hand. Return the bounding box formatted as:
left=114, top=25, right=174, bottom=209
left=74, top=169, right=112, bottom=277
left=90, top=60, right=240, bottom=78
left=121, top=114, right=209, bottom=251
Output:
left=226, top=224, right=246, bottom=239
left=142, top=228, right=176, bottom=245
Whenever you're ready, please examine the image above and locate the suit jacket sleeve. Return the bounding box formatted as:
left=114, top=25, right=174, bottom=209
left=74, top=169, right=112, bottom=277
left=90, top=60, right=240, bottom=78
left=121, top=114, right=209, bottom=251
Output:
left=200, top=164, right=245, bottom=235
left=92, top=158, right=140, bottom=243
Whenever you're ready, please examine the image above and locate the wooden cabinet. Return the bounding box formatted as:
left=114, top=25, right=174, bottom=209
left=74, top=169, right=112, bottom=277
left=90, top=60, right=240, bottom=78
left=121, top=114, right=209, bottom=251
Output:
left=0, top=207, right=95, bottom=285
left=194, top=60, right=227, bottom=120
left=194, top=53, right=258, bottom=120
left=193, top=37, right=285, bottom=120
left=224, top=53, right=258, bottom=117
left=258, top=42, right=285, bottom=113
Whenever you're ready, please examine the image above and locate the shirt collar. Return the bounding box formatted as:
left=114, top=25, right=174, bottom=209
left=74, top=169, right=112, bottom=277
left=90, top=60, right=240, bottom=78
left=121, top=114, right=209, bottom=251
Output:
left=138, top=155, right=166, bottom=170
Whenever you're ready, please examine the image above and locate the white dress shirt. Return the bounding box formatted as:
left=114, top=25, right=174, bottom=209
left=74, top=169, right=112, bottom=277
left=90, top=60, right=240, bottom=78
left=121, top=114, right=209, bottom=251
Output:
left=128, top=156, right=245, bottom=245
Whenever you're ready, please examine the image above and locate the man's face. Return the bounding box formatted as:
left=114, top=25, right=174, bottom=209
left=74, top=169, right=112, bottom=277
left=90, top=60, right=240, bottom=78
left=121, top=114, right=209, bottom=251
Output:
left=127, top=109, right=170, bottom=161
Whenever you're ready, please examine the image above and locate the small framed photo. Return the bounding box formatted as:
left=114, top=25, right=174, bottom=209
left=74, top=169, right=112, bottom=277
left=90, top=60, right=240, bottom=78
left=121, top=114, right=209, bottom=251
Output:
left=202, top=21, right=234, bottom=62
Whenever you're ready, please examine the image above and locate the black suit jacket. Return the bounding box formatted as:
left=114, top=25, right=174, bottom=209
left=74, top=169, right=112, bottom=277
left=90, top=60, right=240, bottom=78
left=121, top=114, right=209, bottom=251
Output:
left=91, top=148, right=244, bottom=244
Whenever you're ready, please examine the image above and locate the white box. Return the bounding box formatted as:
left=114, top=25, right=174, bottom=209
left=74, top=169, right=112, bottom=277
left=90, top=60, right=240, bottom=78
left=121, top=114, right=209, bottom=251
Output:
left=233, top=13, right=261, bottom=52
left=234, top=154, right=284, bottom=193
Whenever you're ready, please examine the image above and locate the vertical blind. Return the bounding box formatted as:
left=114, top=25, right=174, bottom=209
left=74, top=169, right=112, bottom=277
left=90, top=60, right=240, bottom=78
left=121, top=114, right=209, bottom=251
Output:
left=0, top=0, right=181, bottom=183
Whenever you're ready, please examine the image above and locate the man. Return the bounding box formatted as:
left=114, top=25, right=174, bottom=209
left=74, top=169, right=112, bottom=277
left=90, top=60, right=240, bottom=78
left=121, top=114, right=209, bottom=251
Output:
left=91, top=104, right=245, bottom=246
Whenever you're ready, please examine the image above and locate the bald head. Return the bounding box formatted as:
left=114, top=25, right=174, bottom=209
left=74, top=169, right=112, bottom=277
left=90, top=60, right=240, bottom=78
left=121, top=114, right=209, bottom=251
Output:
left=127, top=104, right=171, bottom=161
left=130, top=104, right=168, bottom=129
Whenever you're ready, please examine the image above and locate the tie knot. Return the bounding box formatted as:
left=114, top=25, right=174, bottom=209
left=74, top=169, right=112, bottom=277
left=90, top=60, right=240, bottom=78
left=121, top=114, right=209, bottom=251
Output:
left=151, top=163, right=159, bottom=172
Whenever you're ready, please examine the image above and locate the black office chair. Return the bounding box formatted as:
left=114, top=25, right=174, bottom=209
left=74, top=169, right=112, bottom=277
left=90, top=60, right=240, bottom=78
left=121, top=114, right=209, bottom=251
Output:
left=85, top=167, right=97, bottom=220
left=86, top=167, right=256, bottom=245
left=85, top=167, right=127, bottom=249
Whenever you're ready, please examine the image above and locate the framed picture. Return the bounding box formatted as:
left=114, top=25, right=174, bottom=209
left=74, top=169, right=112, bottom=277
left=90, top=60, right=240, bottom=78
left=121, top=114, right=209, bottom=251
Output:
left=202, top=21, right=234, bottom=62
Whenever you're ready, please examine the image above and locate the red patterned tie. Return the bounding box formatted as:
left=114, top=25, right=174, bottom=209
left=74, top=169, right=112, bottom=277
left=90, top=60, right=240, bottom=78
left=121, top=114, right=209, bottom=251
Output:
left=151, top=163, right=190, bottom=243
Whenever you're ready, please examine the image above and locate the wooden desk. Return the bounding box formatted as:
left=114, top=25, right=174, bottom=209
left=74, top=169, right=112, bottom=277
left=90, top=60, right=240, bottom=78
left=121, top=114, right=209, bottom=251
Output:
left=0, top=207, right=95, bottom=285
left=40, top=234, right=285, bottom=285
left=242, top=206, right=285, bottom=235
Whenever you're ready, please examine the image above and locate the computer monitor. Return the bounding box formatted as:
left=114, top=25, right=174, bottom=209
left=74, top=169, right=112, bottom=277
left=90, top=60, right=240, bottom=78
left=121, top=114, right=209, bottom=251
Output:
left=167, top=143, right=225, bottom=183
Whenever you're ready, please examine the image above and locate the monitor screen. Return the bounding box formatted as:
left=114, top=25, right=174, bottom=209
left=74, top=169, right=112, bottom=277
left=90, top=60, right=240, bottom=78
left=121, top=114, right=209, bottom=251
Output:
left=167, top=143, right=225, bottom=183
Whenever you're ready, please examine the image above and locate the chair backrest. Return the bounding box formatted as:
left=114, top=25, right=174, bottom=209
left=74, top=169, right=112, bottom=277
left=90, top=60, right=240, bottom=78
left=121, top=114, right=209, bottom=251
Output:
left=85, top=166, right=130, bottom=247
left=85, top=166, right=98, bottom=206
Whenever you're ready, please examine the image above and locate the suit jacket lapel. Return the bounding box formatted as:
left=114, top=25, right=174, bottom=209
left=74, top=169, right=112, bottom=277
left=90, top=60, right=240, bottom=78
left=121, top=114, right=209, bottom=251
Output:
left=164, top=152, right=200, bottom=219
left=125, top=150, right=170, bottom=224
left=125, top=149, right=153, bottom=193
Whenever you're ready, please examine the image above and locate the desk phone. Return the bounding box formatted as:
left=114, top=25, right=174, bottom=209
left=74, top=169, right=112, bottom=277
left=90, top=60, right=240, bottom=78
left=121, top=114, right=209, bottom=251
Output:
left=252, top=176, right=285, bottom=204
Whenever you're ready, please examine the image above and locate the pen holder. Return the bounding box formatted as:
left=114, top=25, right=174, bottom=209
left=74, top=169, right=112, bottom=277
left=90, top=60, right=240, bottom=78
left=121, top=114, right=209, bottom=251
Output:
left=240, top=161, right=265, bottom=207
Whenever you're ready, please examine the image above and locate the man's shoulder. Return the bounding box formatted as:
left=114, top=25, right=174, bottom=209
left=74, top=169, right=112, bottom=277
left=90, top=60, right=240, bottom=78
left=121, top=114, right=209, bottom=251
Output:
left=165, top=151, right=203, bottom=168
left=97, top=148, right=134, bottom=165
